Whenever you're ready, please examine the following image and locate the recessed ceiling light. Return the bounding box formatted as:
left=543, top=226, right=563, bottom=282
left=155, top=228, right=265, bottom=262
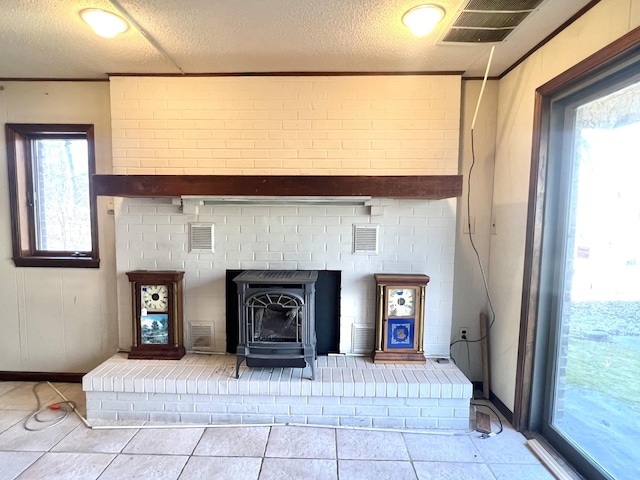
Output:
left=80, top=8, right=129, bottom=38
left=402, top=4, right=446, bottom=37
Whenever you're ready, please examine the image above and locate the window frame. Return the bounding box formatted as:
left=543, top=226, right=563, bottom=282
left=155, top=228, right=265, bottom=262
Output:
left=5, top=123, right=100, bottom=268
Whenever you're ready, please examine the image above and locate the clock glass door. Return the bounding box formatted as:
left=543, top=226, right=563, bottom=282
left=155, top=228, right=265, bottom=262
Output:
left=140, top=284, right=169, bottom=345
left=385, top=287, right=417, bottom=350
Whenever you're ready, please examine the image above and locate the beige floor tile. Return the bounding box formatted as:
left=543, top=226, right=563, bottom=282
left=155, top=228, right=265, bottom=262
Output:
left=336, top=429, right=409, bottom=460
left=15, top=452, right=114, bottom=480
left=0, top=383, right=58, bottom=411
left=403, top=433, right=483, bottom=462
left=179, top=456, right=262, bottom=480
left=413, top=461, right=495, bottom=479
left=52, top=424, right=139, bottom=453
left=0, top=451, right=43, bottom=480
left=265, top=426, right=336, bottom=459
left=99, top=454, right=189, bottom=480
left=52, top=383, right=88, bottom=414
left=0, top=410, right=29, bottom=434
left=0, top=414, right=81, bottom=451
left=338, top=460, right=417, bottom=480
left=470, top=428, right=540, bottom=464
left=123, top=427, right=205, bottom=455
left=489, top=463, right=556, bottom=479
left=0, top=382, right=23, bottom=399
left=259, top=458, right=337, bottom=480
left=193, top=426, right=270, bottom=457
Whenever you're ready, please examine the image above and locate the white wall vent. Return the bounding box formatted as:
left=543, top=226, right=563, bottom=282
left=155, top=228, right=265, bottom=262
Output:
left=351, top=324, right=375, bottom=354
left=353, top=224, right=379, bottom=254
left=189, top=223, right=214, bottom=253
left=189, top=322, right=215, bottom=352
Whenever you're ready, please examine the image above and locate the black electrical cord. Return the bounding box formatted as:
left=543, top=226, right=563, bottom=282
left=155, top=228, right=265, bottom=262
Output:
left=471, top=401, right=504, bottom=438
left=24, top=382, right=77, bottom=432
left=450, top=128, right=497, bottom=350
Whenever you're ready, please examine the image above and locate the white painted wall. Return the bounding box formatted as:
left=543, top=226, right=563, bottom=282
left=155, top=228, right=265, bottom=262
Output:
left=0, top=81, right=118, bottom=372
left=451, top=80, right=498, bottom=381
left=488, top=0, right=640, bottom=410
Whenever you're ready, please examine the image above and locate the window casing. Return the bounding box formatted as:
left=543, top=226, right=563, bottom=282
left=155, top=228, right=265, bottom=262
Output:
left=5, top=124, right=99, bottom=268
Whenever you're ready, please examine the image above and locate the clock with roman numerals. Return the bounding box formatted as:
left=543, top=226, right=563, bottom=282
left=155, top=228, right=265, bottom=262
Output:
left=126, top=270, right=185, bottom=360
left=373, top=273, right=429, bottom=364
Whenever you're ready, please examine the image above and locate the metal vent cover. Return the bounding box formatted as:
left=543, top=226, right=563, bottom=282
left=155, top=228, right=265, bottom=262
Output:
left=189, top=322, right=214, bottom=352
left=464, top=0, right=544, bottom=9
left=189, top=223, right=214, bottom=253
left=443, top=0, right=544, bottom=43
left=353, top=224, right=379, bottom=254
left=351, top=325, right=375, bottom=354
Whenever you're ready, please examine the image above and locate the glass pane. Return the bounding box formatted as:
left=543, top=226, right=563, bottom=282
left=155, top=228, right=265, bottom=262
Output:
left=33, top=138, right=92, bottom=252
left=552, top=81, right=640, bottom=479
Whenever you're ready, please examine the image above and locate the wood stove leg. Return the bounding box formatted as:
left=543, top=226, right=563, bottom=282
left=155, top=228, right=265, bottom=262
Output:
left=235, top=355, right=244, bottom=379
left=307, top=355, right=315, bottom=380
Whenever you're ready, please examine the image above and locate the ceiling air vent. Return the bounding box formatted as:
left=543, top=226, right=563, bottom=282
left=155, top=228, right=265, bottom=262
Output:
left=353, top=224, right=379, bottom=254
left=443, top=0, right=544, bottom=43
left=189, top=223, right=214, bottom=253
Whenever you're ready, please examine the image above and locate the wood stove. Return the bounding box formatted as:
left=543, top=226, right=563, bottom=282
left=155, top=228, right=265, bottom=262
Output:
left=233, top=270, right=318, bottom=379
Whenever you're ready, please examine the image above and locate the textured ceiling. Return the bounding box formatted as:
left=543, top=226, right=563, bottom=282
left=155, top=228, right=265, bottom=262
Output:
left=0, top=0, right=595, bottom=79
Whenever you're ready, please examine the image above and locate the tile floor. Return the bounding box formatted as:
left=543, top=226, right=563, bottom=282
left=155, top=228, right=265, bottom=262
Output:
left=0, top=381, right=555, bottom=480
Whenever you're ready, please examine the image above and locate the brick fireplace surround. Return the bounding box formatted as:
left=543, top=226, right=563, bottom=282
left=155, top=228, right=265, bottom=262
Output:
left=82, top=74, right=471, bottom=429
left=84, top=353, right=472, bottom=429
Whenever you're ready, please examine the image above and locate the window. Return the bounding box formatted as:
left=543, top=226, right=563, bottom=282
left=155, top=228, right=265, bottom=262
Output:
left=5, top=124, right=99, bottom=267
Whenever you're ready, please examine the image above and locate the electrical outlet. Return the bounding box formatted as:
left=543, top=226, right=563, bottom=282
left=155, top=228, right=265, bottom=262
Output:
left=459, top=327, right=468, bottom=340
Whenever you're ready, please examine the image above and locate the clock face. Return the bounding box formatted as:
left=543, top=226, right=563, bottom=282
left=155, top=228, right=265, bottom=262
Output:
left=387, top=288, right=416, bottom=317
left=141, top=285, right=169, bottom=312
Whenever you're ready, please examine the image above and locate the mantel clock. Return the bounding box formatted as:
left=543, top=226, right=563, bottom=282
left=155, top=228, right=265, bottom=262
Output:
left=126, top=270, right=185, bottom=360
left=373, top=273, right=430, bottom=363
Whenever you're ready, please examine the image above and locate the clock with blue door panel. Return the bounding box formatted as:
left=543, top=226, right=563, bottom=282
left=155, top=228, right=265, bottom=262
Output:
left=373, top=274, right=429, bottom=364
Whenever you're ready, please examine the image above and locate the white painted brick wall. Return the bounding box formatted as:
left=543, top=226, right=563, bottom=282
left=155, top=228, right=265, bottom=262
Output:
left=84, top=354, right=471, bottom=429
left=115, top=197, right=456, bottom=356
left=109, top=75, right=460, bottom=355
left=109, top=76, right=460, bottom=175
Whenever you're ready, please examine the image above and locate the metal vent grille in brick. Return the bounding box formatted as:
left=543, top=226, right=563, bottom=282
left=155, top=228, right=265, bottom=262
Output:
left=189, top=223, right=214, bottom=253
left=443, top=0, right=544, bottom=43
left=353, top=224, right=379, bottom=254
left=351, top=324, right=375, bottom=354
left=189, top=322, right=214, bottom=351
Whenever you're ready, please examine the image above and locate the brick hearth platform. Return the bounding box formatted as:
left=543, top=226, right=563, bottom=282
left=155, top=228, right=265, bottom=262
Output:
left=83, top=353, right=472, bottom=430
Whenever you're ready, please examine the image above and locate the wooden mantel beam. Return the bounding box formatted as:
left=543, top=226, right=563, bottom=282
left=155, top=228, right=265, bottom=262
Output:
left=92, top=175, right=462, bottom=199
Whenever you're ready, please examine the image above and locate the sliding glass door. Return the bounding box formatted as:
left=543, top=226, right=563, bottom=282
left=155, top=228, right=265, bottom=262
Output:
left=540, top=75, right=640, bottom=479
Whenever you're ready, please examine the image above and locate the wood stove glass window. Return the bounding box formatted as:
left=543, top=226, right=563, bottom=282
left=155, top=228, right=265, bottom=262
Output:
left=247, top=292, right=303, bottom=343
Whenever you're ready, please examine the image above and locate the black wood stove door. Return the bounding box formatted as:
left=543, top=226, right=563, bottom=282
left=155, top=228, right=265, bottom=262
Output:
left=225, top=270, right=340, bottom=355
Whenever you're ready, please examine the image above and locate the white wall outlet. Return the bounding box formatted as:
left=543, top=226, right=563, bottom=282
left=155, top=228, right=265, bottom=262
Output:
left=459, top=327, right=469, bottom=340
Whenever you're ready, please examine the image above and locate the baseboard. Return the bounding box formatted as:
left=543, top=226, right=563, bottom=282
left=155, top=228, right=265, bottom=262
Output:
left=469, top=381, right=515, bottom=426
left=0, top=371, right=84, bottom=383
left=489, top=390, right=513, bottom=425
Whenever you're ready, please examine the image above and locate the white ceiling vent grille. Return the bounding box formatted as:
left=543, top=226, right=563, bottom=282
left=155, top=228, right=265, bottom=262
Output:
left=353, top=224, right=379, bottom=254
left=442, top=0, right=544, bottom=43
left=352, top=325, right=375, bottom=354
left=189, top=322, right=214, bottom=352
left=189, top=223, right=214, bottom=253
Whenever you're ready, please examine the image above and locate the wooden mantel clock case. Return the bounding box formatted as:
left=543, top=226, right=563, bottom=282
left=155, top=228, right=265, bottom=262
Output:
left=373, top=273, right=430, bottom=364
left=126, top=270, right=186, bottom=360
